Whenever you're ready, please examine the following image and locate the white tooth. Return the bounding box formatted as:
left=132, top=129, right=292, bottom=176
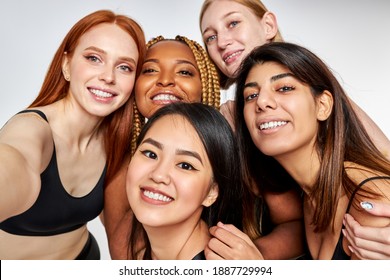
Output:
left=153, top=94, right=179, bottom=101
left=225, top=51, right=240, bottom=62
left=260, top=121, right=287, bottom=130
left=90, top=89, right=113, bottom=98
left=143, top=190, right=172, bottom=202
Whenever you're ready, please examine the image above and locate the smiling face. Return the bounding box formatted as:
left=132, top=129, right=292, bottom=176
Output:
left=201, top=0, right=276, bottom=78
left=62, top=23, right=139, bottom=117
left=126, top=114, right=217, bottom=230
left=134, top=40, right=202, bottom=118
left=243, top=62, right=324, bottom=160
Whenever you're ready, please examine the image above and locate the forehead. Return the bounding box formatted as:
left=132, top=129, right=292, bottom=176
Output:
left=147, top=41, right=196, bottom=62
left=246, top=62, right=289, bottom=80
left=145, top=114, right=205, bottom=151
left=202, top=0, right=255, bottom=27
left=76, top=23, right=138, bottom=54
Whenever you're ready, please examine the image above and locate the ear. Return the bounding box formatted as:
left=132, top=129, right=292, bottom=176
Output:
left=62, top=52, right=70, bottom=81
left=316, top=90, right=333, bottom=121
left=202, top=183, right=219, bottom=207
left=262, top=12, right=278, bottom=41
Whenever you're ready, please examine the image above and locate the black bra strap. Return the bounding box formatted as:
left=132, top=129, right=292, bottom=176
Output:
left=17, top=109, right=48, bottom=122
left=346, top=176, right=390, bottom=213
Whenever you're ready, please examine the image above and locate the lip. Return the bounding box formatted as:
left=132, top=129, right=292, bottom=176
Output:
left=88, top=87, right=117, bottom=102
left=256, top=118, right=289, bottom=133
left=222, top=49, right=243, bottom=64
left=140, top=187, right=174, bottom=205
left=150, top=89, right=183, bottom=103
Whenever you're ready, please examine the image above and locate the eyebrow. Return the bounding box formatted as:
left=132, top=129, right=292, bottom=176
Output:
left=244, top=72, right=294, bottom=88
left=143, top=58, right=197, bottom=69
left=176, top=149, right=203, bottom=165
left=141, top=137, right=204, bottom=165
left=85, top=46, right=136, bottom=65
left=202, top=11, right=240, bottom=35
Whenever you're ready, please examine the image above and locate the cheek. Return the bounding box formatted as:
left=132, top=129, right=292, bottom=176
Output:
left=126, top=160, right=145, bottom=194
left=135, top=76, right=150, bottom=96
left=120, top=75, right=136, bottom=95
left=183, top=80, right=202, bottom=102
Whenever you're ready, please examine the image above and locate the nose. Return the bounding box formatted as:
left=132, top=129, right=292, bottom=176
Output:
left=157, top=71, right=175, bottom=87
left=150, top=159, right=171, bottom=185
left=256, top=90, right=277, bottom=112
left=217, top=31, right=233, bottom=49
left=99, top=64, right=116, bottom=84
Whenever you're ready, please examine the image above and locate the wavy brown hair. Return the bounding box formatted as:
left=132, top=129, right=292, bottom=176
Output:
left=235, top=42, right=390, bottom=232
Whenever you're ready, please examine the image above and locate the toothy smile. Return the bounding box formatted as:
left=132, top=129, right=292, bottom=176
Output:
left=152, top=94, right=181, bottom=101
left=89, top=88, right=114, bottom=98
left=259, top=121, right=287, bottom=130
left=223, top=51, right=242, bottom=62
left=143, top=189, right=173, bottom=202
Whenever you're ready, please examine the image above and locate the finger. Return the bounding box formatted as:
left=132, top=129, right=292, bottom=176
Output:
left=207, top=236, right=235, bottom=259
left=211, top=224, right=243, bottom=247
left=216, top=222, right=254, bottom=244
left=349, top=245, right=390, bottom=260
left=360, top=201, right=390, bottom=217
left=204, top=244, right=224, bottom=260
left=344, top=228, right=390, bottom=256
left=344, top=214, right=389, bottom=243
left=343, top=215, right=390, bottom=259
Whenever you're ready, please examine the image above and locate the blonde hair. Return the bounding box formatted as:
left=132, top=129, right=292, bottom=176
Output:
left=199, top=0, right=284, bottom=88
left=130, top=35, right=220, bottom=154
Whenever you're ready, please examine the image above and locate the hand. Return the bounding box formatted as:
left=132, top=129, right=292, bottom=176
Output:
left=343, top=202, right=390, bottom=259
left=205, top=222, right=264, bottom=260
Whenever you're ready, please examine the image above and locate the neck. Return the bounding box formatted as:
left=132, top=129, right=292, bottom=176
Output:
left=145, top=219, right=209, bottom=260
left=48, top=100, right=103, bottom=151
left=275, top=145, right=321, bottom=195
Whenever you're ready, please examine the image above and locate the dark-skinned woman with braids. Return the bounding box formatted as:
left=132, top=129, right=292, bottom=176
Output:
left=103, top=35, right=239, bottom=259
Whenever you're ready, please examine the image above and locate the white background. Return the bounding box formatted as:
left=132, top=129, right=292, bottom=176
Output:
left=0, top=0, right=389, bottom=260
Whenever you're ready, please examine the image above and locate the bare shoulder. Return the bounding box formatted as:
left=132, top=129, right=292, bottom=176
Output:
left=345, top=162, right=390, bottom=227
left=344, top=162, right=390, bottom=191
left=0, top=110, right=53, bottom=172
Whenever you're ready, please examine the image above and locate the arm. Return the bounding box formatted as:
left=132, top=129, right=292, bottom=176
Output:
left=344, top=170, right=390, bottom=260
left=350, top=99, right=390, bottom=160
left=205, top=189, right=305, bottom=260
left=103, top=160, right=132, bottom=259
left=0, top=115, right=48, bottom=222
left=0, top=144, right=39, bottom=221
left=343, top=202, right=390, bottom=260
left=255, top=189, right=305, bottom=259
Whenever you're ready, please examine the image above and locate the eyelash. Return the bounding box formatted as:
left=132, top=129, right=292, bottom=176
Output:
left=177, top=162, right=196, bottom=171
left=244, top=85, right=296, bottom=102
left=141, top=149, right=157, bottom=159
left=229, top=20, right=239, bottom=28
left=205, top=20, right=240, bottom=44
left=277, top=85, right=295, bottom=92
left=244, top=92, right=258, bottom=102
left=85, top=55, right=101, bottom=63
left=141, top=68, right=194, bottom=76
left=84, top=55, right=133, bottom=72
left=142, top=68, right=156, bottom=74
left=139, top=149, right=198, bottom=171
left=178, top=70, right=194, bottom=76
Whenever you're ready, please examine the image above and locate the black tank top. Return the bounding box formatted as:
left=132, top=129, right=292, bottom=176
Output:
left=332, top=176, right=390, bottom=259
left=0, top=110, right=105, bottom=236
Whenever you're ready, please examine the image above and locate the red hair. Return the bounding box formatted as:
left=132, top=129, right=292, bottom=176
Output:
left=29, top=10, right=146, bottom=184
